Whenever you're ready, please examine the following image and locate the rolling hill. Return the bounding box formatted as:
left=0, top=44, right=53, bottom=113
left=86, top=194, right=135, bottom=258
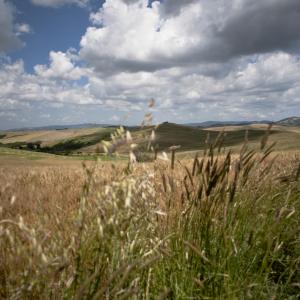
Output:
left=1, top=121, right=300, bottom=156
left=77, top=122, right=299, bottom=154
left=186, top=120, right=272, bottom=127
left=186, top=116, right=300, bottom=128
left=153, top=122, right=268, bottom=151
left=0, top=127, right=115, bottom=154
left=276, top=116, right=300, bottom=126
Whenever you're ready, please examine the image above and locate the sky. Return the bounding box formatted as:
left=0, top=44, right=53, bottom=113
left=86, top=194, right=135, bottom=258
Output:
left=0, top=0, right=300, bottom=129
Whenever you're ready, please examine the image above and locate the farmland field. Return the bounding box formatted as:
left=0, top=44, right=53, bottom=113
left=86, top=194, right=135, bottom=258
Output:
left=0, top=124, right=300, bottom=299
left=1, top=122, right=300, bottom=154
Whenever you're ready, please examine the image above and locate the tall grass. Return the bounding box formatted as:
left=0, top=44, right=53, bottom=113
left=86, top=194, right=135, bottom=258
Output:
left=0, top=131, right=299, bottom=299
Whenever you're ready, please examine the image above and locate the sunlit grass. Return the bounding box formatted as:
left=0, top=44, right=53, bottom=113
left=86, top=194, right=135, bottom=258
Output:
left=1, top=131, right=299, bottom=299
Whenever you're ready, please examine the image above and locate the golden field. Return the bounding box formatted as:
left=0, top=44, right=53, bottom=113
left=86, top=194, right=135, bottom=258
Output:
left=0, top=126, right=300, bottom=299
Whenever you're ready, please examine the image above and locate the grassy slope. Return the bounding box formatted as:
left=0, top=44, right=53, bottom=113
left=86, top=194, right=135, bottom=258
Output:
left=1, top=128, right=104, bottom=144
left=154, top=122, right=273, bottom=151
left=0, top=146, right=125, bottom=167
left=0, top=127, right=113, bottom=145
left=206, top=124, right=300, bottom=151
left=0, top=146, right=87, bottom=166
left=41, top=129, right=114, bottom=153
left=0, top=127, right=115, bottom=154
left=1, top=123, right=300, bottom=156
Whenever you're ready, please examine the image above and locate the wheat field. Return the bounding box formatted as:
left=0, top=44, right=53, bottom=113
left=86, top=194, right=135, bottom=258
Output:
left=0, top=129, right=300, bottom=299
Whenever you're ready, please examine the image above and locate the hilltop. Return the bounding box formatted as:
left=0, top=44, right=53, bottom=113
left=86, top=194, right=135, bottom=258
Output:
left=186, top=120, right=272, bottom=127
left=276, top=116, right=300, bottom=126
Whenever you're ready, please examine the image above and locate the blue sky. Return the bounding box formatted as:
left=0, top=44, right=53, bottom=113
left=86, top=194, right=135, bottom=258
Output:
left=0, top=0, right=300, bottom=129
left=9, top=0, right=96, bottom=72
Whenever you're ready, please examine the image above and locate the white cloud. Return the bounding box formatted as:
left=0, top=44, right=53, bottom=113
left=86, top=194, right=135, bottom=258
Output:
left=77, top=0, right=300, bottom=122
left=81, top=0, right=300, bottom=75
left=0, top=0, right=22, bottom=53
left=80, top=51, right=300, bottom=120
left=0, top=59, right=98, bottom=111
left=34, top=50, right=85, bottom=80
left=80, top=0, right=197, bottom=73
left=81, top=0, right=204, bottom=74
left=1, top=51, right=300, bottom=128
left=15, top=23, right=32, bottom=36
left=31, top=0, right=89, bottom=8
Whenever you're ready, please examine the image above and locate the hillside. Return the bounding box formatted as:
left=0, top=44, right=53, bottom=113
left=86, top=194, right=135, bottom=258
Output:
left=186, top=120, right=272, bottom=127
left=0, top=127, right=115, bottom=154
left=154, top=122, right=271, bottom=151
left=276, top=116, right=300, bottom=126
left=186, top=117, right=300, bottom=128
left=1, top=122, right=300, bottom=155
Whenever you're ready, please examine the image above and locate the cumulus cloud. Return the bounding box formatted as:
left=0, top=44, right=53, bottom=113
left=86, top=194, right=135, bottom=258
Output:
left=0, top=59, right=98, bottom=114
left=1, top=50, right=300, bottom=127
left=81, top=0, right=300, bottom=75
left=34, top=50, right=85, bottom=80
left=84, top=52, right=300, bottom=120
left=81, top=0, right=199, bottom=73
left=0, top=0, right=22, bottom=53
left=31, top=0, right=89, bottom=8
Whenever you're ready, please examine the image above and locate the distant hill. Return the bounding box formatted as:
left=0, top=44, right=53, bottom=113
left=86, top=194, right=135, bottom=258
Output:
left=1, top=121, right=300, bottom=154
left=276, top=117, right=300, bottom=126
left=187, top=116, right=300, bottom=128
left=186, top=120, right=272, bottom=128
left=5, top=123, right=116, bottom=132
left=153, top=122, right=268, bottom=151
left=4, top=116, right=299, bottom=132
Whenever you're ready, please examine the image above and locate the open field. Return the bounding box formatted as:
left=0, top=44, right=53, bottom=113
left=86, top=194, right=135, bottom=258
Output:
left=0, top=127, right=113, bottom=145
left=0, top=127, right=115, bottom=155
left=0, top=144, right=128, bottom=168
left=205, top=124, right=300, bottom=151
left=0, top=127, right=300, bottom=299
left=1, top=123, right=300, bottom=157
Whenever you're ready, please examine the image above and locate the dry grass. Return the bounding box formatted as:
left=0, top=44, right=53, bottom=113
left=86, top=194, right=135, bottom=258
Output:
left=1, top=128, right=105, bottom=145
left=0, top=166, right=84, bottom=225
left=205, top=124, right=300, bottom=132
left=0, top=132, right=300, bottom=299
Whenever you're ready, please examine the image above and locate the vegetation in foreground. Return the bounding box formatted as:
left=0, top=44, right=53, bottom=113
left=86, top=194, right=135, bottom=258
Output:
left=0, top=131, right=300, bottom=299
